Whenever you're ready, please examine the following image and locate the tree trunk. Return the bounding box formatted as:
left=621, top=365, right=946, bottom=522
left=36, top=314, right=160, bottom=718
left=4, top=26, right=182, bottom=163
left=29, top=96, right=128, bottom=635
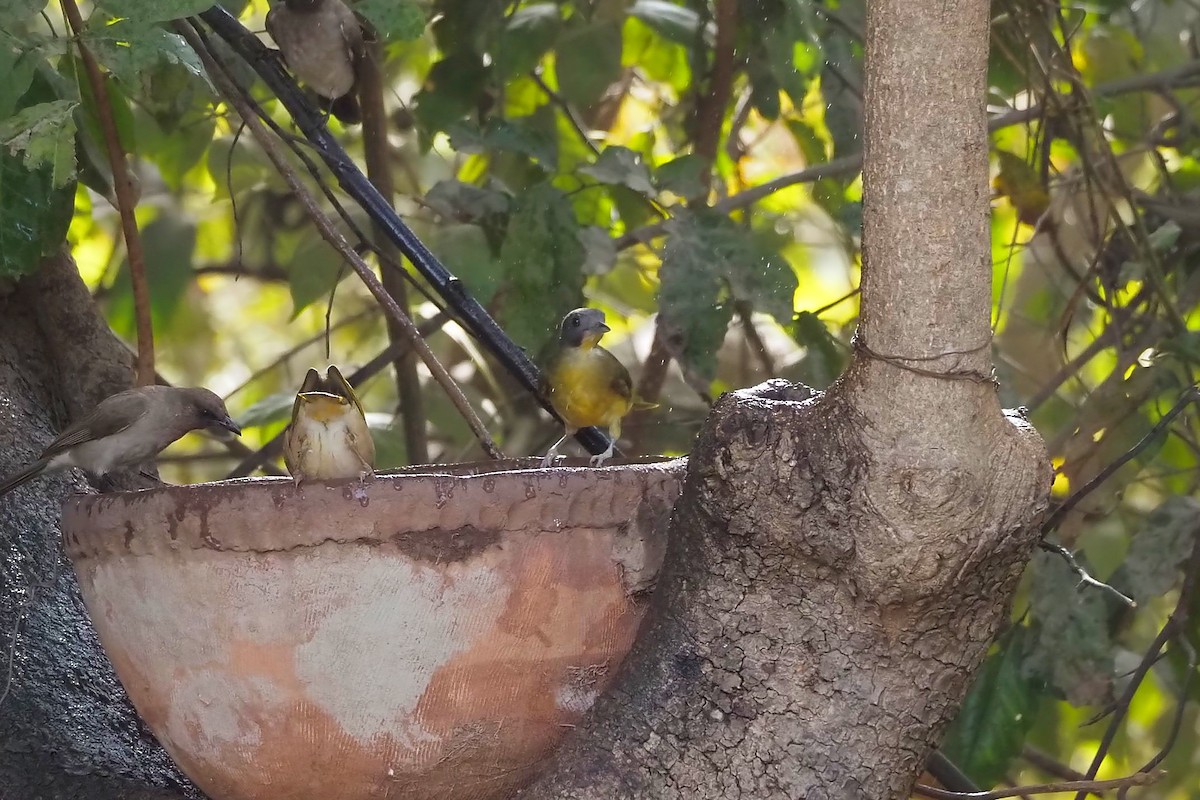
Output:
left=515, top=0, right=1051, bottom=796
left=0, top=251, right=197, bottom=800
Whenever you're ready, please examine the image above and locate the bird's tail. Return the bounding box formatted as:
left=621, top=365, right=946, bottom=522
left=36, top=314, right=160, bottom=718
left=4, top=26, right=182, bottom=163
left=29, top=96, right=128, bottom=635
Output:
left=331, top=93, right=361, bottom=125
left=0, top=459, right=50, bottom=498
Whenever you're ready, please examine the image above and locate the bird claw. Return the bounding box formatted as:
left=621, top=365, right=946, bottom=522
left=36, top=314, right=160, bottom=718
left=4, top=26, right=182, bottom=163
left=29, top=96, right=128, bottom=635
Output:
left=589, top=444, right=615, bottom=468
left=540, top=453, right=559, bottom=468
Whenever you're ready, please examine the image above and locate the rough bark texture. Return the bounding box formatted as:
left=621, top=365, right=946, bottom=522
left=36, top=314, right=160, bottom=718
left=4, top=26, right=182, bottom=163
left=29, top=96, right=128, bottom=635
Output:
left=0, top=251, right=197, bottom=800
left=514, top=0, right=1052, bottom=797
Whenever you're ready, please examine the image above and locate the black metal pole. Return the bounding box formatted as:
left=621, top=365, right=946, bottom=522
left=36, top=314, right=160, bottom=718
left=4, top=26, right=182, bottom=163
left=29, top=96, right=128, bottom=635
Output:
left=197, top=5, right=612, bottom=457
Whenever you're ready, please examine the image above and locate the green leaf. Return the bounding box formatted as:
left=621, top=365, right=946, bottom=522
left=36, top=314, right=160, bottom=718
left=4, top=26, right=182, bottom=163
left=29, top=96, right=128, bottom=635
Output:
left=424, top=179, right=512, bottom=223
left=448, top=116, right=558, bottom=170
left=239, top=390, right=297, bottom=430
left=579, top=145, right=655, bottom=194
left=426, top=223, right=501, bottom=304
left=0, top=99, right=78, bottom=187
left=1025, top=548, right=1117, bottom=706
left=107, top=212, right=197, bottom=337
left=658, top=211, right=798, bottom=384
left=497, top=3, right=562, bottom=77
left=355, top=0, right=427, bottom=40
left=72, top=55, right=137, bottom=155
left=1146, top=220, right=1182, bottom=253
left=654, top=153, right=707, bottom=199
left=941, top=627, right=1044, bottom=788
left=414, top=51, right=489, bottom=136
left=0, top=0, right=50, bottom=18
left=746, top=56, right=781, bottom=120
left=789, top=312, right=844, bottom=389
left=659, top=220, right=732, bottom=385
left=1109, top=496, right=1200, bottom=602
left=0, top=149, right=74, bottom=278
left=499, top=182, right=585, bottom=352
left=0, top=44, right=41, bottom=120
left=555, top=18, right=622, bottom=108
left=94, top=0, right=218, bottom=24
left=282, top=231, right=348, bottom=317
left=579, top=226, right=616, bottom=275
left=88, top=24, right=205, bottom=86
left=629, top=0, right=708, bottom=46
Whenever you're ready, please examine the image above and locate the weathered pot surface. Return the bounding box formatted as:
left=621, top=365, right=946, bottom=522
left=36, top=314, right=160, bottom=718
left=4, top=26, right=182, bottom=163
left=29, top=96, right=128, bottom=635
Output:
left=63, top=457, right=685, bottom=800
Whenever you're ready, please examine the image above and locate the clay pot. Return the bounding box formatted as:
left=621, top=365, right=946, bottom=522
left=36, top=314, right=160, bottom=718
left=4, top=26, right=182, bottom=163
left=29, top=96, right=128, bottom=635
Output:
left=62, top=458, right=684, bottom=800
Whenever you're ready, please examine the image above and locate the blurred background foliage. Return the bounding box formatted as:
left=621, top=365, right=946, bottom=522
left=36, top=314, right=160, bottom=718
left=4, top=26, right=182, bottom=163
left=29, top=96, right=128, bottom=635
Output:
left=2, top=0, right=1200, bottom=795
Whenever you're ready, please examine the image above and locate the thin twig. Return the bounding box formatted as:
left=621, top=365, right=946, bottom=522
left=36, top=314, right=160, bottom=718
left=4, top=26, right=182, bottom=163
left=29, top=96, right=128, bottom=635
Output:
left=181, top=23, right=501, bottom=461
left=737, top=301, right=775, bottom=377
left=531, top=70, right=600, bottom=157
left=197, top=6, right=611, bottom=458
left=61, top=0, right=155, bottom=386
left=1070, top=531, right=1200, bottom=800
left=619, top=60, right=1200, bottom=250
left=693, top=0, right=738, bottom=179
left=1037, top=540, right=1136, bottom=607
left=913, top=770, right=1161, bottom=800
left=1020, top=746, right=1104, bottom=799
left=1042, top=384, right=1200, bottom=534
left=358, top=26, right=428, bottom=464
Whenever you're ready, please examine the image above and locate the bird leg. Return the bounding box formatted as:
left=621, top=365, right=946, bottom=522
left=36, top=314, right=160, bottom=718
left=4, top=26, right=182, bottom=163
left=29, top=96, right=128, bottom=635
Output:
left=540, top=430, right=574, bottom=468
left=589, top=438, right=616, bottom=468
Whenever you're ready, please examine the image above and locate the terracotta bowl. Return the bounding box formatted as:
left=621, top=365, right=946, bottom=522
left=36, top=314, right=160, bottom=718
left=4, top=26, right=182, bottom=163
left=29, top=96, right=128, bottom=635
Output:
left=62, top=457, right=685, bottom=800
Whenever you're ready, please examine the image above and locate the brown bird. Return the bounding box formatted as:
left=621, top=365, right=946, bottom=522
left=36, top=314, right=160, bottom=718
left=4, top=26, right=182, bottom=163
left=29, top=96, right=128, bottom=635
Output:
left=0, top=386, right=241, bottom=498
left=266, top=0, right=364, bottom=125
left=282, top=366, right=375, bottom=483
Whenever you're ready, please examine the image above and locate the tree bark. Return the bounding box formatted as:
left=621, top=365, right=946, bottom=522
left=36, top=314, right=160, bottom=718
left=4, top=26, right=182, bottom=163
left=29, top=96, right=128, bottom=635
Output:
left=515, top=0, right=1051, bottom=796
left=0, top=251, right=197, bottom=799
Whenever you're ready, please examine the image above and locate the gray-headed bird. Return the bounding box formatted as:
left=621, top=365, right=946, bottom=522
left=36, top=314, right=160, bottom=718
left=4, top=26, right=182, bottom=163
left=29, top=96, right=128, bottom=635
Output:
left=541, top=308, right=656, bottom=468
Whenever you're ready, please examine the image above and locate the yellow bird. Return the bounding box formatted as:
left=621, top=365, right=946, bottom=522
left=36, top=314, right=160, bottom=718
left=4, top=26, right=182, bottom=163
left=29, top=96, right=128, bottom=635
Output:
left=541, top=308, right=655, bottom=468
left=282, top=366, right=375, bottom=483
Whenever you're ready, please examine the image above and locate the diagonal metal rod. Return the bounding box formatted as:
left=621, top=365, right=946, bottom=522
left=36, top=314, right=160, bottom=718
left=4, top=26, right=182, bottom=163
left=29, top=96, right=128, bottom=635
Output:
left=197, top=5, right=612, bottom=458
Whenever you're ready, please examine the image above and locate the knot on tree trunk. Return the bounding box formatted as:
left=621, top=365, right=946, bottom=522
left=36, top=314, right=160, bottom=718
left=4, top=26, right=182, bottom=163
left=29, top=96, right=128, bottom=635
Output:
left=517, top=378, right=1050, bottom=799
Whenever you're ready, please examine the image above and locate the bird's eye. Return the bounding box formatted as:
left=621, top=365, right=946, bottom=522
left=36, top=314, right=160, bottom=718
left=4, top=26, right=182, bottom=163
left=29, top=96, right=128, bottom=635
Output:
left=571, top=317, right=581, bottom=327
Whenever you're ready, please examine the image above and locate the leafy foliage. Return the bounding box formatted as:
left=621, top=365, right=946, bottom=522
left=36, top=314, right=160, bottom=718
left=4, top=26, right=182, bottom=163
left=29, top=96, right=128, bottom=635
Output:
left=941, top=627, right=1044, bottom=788
left=0, top=0, right=1199, bottom=794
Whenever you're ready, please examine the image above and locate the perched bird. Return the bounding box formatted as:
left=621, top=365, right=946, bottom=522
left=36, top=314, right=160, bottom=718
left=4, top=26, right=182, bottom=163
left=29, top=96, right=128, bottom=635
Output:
left=0, top=386, right=241, bottom=498
left=282, top=365, right=375, bottom=483
left=541, top=308, right=656, bottom=468
left=265, top=0, right=364, bottom=125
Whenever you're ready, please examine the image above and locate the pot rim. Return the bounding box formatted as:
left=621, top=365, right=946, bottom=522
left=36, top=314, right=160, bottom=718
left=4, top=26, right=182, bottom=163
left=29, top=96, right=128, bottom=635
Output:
left=62, top=456, right=687, bottom=562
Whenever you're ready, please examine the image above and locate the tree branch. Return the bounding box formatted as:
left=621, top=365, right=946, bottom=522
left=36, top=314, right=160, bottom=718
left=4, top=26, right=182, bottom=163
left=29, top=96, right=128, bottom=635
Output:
left=1069, top=530, right=1200, bottom=800
left=913, top=770, right=1160, bottom=800
left=851, top=0, right=994, bottom=419
left=358, top=27, right=429, bottom=464
left=617, top=60, right=1200, bottom=252
left=61, top=0, right=155, bottom=387
left=196, top=6, right=611, bottom=458
left=181, top=22, right=501, bottom=461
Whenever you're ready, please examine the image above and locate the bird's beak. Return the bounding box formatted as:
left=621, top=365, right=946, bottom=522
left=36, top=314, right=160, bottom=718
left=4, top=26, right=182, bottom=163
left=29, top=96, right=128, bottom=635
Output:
left=597, top=323, right=611, bottom=333
left=219, top=416, right=242, bottom=436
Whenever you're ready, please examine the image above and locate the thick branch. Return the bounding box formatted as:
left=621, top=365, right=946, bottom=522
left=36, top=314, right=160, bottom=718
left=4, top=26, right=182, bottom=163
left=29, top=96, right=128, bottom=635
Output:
left=358, top=33, right=428, bottom=464
left=857, top=0, right=993, bottom=384
left=196, top=7, right=612, bottom=458
left=181, top=22, right=501, bottom=460
left=61, top=0, right=155, bottom=386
